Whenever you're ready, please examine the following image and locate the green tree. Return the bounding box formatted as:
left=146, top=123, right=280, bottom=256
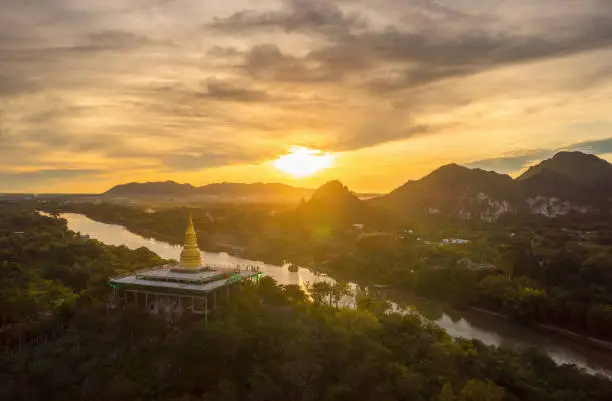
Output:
left=331, top=281, right=351, bottom=308
left=439, top=382, right=455, bottom=401
left=459, top=379, right=505, bottom=401
left=307, top=281, right=332, bottom=305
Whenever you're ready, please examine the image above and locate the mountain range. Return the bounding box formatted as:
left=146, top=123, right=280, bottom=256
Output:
left=105, top=151, right=612, bottom=221
left=104, top=182, right=315, bottom=201
left=371, top=151, right=612, bottom=221
left=298, top=151, right=612, bottom=224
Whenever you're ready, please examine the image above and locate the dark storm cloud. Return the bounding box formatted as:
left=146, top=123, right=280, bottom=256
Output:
left=210, top=0, right=367, bottom=40
left=306, top=43, right=372, bottom=72
left=366, top=66, right=471, bottom=93
left=466, top=149, right=554, bottom=173
left=211, top=1, right=612, bottom=92
left=569, top=137, right=612, bottom=154
left=467, top=137, right=612, bottom=173
left=335, top=124, right=434, bottom=151
left=242, top=44, right=342, bottom=82
left=203, top=78, right=271, bottom=102
left=398, top=0, right=488, bottom=23
left=321, top=20, right=612, bottom=91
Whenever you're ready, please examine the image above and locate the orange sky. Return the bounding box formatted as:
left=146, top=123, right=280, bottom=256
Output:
left=1, top=0, right=612, bottom=193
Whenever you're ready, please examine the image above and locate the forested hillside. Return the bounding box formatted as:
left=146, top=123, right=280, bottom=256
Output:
left=0, top=209, right=164, bottom=348
left=2, top=207, right=612, bottom=400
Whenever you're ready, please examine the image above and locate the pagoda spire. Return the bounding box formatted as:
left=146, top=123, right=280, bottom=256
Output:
left=179, top=214, right=202, bottom=268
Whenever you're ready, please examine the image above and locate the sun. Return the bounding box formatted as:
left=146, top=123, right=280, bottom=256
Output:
left=274, top=146, right=335, bottom=177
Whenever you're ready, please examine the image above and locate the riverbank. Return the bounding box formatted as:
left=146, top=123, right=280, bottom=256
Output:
left=69, top=210, right=612, bottom=352
left=471, top=307, right=612, bottom=353
left=49, top=210, right=612, bottom=378
left=68, top=213, right=241, bottom=255
left=312, top=259, right=612, bottom=355
left=60, top=212, right=612, bottom=376
left=77, top=210, right=612, bottom=355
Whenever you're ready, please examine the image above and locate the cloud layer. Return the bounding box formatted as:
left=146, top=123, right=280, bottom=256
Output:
left=467, top=137, right=612, bottom=174
left=1, top=0, right=612, bottom=191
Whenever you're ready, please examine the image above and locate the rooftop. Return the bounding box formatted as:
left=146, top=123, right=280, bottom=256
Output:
left=137, top=265, right=228, bottom=282
left=108, top=215, right=263, bottom=295
left=110, top=264, right=262, bottom=294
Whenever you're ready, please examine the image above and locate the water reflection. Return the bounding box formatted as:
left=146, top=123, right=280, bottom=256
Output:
left=57, top=212, right=612, bottom=379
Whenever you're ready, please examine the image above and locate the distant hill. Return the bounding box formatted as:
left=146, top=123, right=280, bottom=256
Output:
left=294, top=180, right=388, bottom=230
left=103, top=180, right=381, bottom=202
left=517, top=151, right=612, bottom=199
left=103, top=151, right=611, bottom=219
left=371, top=164, right=523, bottom=221
left=104, top=181, right=196, bottom=197
left=104, top=181, right=315, bottom=202
left=372, top=151, right=612, bottom=221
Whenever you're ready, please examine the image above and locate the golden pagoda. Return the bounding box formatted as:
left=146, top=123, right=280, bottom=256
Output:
left=179, top=214, right=202, bottom=268
left=109, top=213, right=263, bottom=319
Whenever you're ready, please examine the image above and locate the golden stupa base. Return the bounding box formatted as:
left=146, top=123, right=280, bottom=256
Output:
left=170, top=265, right=210, bottom=274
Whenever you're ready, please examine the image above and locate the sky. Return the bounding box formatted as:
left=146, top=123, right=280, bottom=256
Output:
left=1, top=0, right=612, bottom=193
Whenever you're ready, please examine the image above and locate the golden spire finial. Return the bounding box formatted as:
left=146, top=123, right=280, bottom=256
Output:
left=186, top=213, right=195, bottom=233
left=180, top=213, right=202, bottom=268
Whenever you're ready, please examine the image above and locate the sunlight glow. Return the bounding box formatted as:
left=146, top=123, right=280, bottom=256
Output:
left=274, top=147, right=335, bottom=177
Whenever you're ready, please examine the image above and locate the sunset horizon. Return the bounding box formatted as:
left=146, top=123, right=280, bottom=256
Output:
left=2, top=145, right=611, bottom=194
left=2, top=0, right=612, bottom=194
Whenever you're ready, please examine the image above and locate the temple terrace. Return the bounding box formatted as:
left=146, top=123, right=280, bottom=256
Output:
left=108, top=215, right=262, bottom=320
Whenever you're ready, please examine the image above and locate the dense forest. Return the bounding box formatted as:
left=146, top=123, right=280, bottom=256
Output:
left=2, top=206, right=612, bottom=400
left=324, top=224, right=612, bottom=342
left=0, top=207, right=165, bottom=349
left=52, top=202, right=612, bottom=342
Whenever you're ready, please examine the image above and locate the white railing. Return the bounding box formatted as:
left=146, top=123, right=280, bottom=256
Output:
left=208, top=264, right=261, bottom=273
left=110, top=263, right=261, bottom=281
left=110, top=264, right=175, bottom=280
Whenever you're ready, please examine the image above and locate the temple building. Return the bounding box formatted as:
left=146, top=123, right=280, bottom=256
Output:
left=108, top=215, right=262, bottom=320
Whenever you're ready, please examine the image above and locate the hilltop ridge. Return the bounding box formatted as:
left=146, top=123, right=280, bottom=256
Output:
left=104, top=181, right=314, bottom=201
left=103, top=151, right=612, bottom=220
left=293, top=180, right=389, bottom=230
left=372, top=151, right=612, bottom=220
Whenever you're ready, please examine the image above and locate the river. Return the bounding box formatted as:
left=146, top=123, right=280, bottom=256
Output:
left=59, top=212, right=612, bottom=379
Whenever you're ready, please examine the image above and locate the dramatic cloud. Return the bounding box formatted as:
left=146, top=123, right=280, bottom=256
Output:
left=242, top=44, right=344, bottom=82
left=467, top=137, right=612, bottom=173
left=1, top=0, right=612, bottom=192
left=210, top=0, right=367, bottom=40
left=334, top=124, right=435, bottom=152
left=212, top=1, right=612, bottom=91
left=466, top=150, right=556, bottom=173
left=570, top=137, right=612, bottom=155
left=204, top=78, right=271, bottom=102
